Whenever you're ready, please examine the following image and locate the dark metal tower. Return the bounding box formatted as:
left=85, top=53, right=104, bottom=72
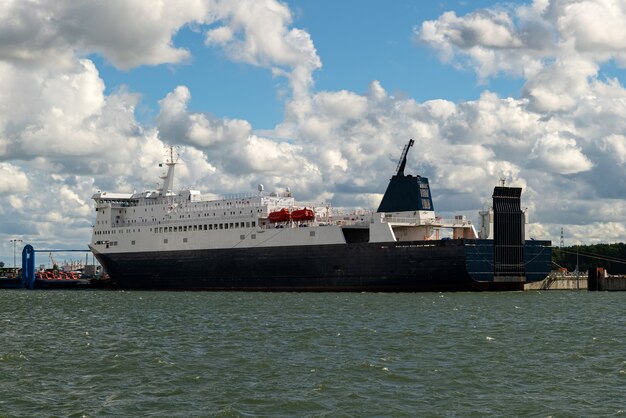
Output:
left=492, top=186, right=525, bottom=281
left=377, top=139, right=433, bottom=213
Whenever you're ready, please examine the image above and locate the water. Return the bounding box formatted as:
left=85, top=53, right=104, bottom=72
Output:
left=0, top=290, right=624, bottom=417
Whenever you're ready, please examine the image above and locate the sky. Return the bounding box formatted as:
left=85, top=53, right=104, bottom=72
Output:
left=1, top=0, right=626, bottom=267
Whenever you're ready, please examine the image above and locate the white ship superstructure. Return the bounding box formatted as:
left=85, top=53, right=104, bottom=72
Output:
left=90, top=149, right=478, bottom=255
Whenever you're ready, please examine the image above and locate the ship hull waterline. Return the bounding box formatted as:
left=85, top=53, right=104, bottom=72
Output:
left=91, top=239, right=547, bottom=292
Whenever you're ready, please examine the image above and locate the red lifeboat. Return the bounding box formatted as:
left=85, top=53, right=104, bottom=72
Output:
left=268, top=208, right=291, bottom=223
left=291, top=208, right=315, bottom=221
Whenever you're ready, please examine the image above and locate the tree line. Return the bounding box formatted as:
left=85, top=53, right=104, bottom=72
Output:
left=552, top=242, right=626, bottom=274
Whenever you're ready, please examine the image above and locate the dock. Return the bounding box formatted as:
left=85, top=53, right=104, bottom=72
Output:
left=524, top=272, right=586, bottom=290
left=588, top=268, right=626, bottom=291
left=525, top=268, right=626, bottom=291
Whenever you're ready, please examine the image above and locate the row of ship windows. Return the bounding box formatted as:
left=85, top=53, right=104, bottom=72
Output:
left=117, top=207, right=264, bottom=215
left=94, top=229, right=318, bottom=247
left=176, top=209, right=262, bottom=219
left=94, top=241, right=124, bottom=246
left=95, top=229, right=140, bottom=235
left=132, top=200, right=257, bottom=209
left=153, top=221, right=256, bottom=234
left=94, top=221, right=258, bottom=236
left=98, top=210, right=263, bottom=224
left=162, top=234, right=258, bottom=244
left=94, top=233, right=261, bottom=247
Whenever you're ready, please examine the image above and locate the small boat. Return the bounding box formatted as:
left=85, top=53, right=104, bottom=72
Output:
left=268, top=208, right=291, bottom=223
left=291, top=208, right=314, bottom=221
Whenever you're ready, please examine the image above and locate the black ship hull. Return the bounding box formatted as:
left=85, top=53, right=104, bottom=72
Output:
left=93, top=239, right=552, bottom=291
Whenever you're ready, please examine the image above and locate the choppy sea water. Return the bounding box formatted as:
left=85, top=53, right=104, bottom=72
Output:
left=0, top=290, right=624, bottom=417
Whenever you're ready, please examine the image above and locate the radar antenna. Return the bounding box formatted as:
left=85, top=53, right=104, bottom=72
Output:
left=395, top=139, right=415, bottom=176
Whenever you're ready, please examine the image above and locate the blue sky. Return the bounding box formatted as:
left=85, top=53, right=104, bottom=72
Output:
left=94, top=0, right=526, bottom=129
left=1, top=0, right=626, bottom=265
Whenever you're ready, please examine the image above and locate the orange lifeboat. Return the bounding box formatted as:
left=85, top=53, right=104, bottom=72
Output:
left=268, top=208, right=291, bottom=223
left=291, top=208, right=315, bottom=221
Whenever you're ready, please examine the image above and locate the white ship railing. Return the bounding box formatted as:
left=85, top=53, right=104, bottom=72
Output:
left=220, top=192, right=259, bottom=200
left=382, top=216, right=473, bottom=227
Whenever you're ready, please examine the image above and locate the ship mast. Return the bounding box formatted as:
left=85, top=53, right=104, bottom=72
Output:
left=159, top=146, right=177, bottom=197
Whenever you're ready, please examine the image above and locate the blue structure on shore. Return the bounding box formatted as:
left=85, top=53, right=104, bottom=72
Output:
left=16, top=245, right=93, bottom=289
left=21, top=244, right=36, bottom=289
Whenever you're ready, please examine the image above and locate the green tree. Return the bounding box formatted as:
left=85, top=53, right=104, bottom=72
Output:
left=552, top=243, right=626, bottom=274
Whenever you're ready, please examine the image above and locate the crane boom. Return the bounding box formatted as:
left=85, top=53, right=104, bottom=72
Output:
left=395, top=139, right=415, bottom=176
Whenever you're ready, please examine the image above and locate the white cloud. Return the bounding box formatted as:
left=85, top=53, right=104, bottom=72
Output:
left=0, top=163, right=29, bottom=194
left=0, top=58, right=144, bottom=166
left=530, top=132, right=593, bottom=174
left=0, top=0, right=211, bottom=69
left=555, top=0, right=626, bottom=60
left=562, top=222, right=626, bottom=245
left=416, top=0, right=626, bottom=110
left=157, top=85, right=252, bottom=149
left=599, top=134, right=626, bottom=164
left=415, top=7, right=550, bottom=79
left=419, top=10, right=523, bottom=51
left=204, top=0, right=321, bottom=99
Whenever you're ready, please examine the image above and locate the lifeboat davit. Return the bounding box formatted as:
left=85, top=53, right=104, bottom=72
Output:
left=268, top=208, right=291, bottom=223
left=291, top=208, right=315, bottom=221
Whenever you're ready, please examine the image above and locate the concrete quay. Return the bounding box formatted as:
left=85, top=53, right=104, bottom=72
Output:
left=524, top=272, right=587, bottom=291
left=588, top=268, right=626, bottom=291
left=525, top=268, right=626, bottom=291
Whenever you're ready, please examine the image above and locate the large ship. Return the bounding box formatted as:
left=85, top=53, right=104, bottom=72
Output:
left=89, top=142, right=551, bottom=291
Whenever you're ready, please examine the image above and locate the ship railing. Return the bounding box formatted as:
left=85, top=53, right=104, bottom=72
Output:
left=325, top=219, right=371, bottom=227
left=325, top=209, right=372, bottom=222
left=293, top=201, right=332, bottom=210
left=382, top=216, right=430, bottom=225
left=382, top=216, right=473, bottom=227
left=219, top=192, right=259, bottom=200
left=257, top=217, right=372, bottom=229
left=435, top=218, right=474, bottom=227
left=167, top=201, right=266, bottom=212
left=327, top=215, right=372, bottom=224
left=330, top=208, right=372, bottom=216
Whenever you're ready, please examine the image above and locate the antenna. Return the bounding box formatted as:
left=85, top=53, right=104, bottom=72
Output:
left=167, top=145, right=178, bottom=164
left=395, top=139, right=415, bottom=176
left=560, top=227, right=564, bottom=248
